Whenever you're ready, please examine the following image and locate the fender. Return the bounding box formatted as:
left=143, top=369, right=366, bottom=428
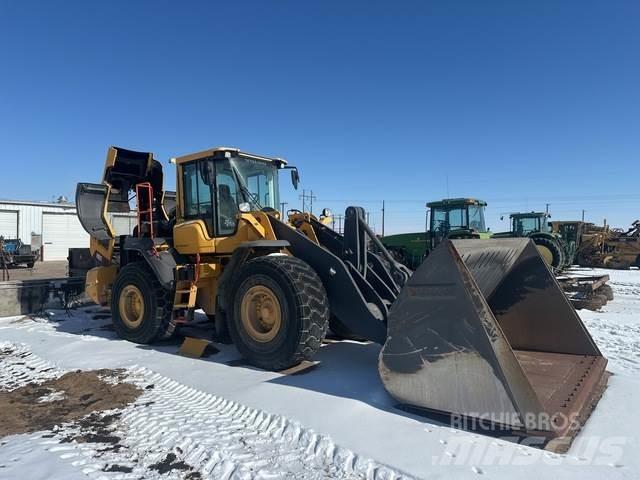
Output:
left=120, top=237, right=185, bottom=290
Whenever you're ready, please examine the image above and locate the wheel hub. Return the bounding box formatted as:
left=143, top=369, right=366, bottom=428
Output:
left=240, top=285, right=282, bottom=343
left=536, top=245, right=554, bottom=266
left=119, top=285, right=145, bottom=328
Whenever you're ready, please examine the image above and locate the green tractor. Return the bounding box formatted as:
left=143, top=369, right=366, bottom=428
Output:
left=492, top=212, right=571, bottom=270
left=382, top=198, right=490, bottom=269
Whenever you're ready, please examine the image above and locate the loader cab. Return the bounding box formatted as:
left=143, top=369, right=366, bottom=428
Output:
left=427, top=198, right=487, bottom=249
left=173, top=148, right=298, bottom=252
left=510, top=212, right=550, bottom=236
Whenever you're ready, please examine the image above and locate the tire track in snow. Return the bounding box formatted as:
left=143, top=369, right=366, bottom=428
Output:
left=582, top=317, right=640, bottom=373
left=0, top=343, right=412, bottom=480
left=0, top=343, right=64, bottom=391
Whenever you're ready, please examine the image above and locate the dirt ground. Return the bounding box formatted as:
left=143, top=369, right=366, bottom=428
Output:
left=0, top=367, right=141, bottom=438
left=1, top=260, right=68, bottom=281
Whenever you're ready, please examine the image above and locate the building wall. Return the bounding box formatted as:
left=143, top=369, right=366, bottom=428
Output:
left=0, top=200, right=136, bottom=258
left=0, top=201, right=77, bottom=243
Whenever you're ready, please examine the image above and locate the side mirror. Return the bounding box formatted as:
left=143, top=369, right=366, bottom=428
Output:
left=500, top=215, right=504, bottom=221
left=290, top=168, right=300, bottom=190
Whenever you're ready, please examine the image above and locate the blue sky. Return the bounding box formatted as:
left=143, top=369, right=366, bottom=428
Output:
left=1, top=1, right=638, bottom=234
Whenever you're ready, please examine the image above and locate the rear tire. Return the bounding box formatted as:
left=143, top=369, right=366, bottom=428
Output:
left=532, top=236, right=565, bottom=269
left=111, top=262, right=174, bottom=344
left=228, top=256, right=329, bottom=371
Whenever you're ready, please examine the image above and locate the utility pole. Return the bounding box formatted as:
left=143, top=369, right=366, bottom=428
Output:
left=545, top=203, right=550, bottom=214
left=381, top=200, right=385, bottom=236
left=299, top=190, right=317, bottom=214
left=280, top=201, right=288, bottom=218
left=582, top=209, right=585, bottom=222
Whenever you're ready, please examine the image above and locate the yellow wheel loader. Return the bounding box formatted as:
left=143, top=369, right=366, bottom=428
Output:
left=77, top=146, right=608, bottom=448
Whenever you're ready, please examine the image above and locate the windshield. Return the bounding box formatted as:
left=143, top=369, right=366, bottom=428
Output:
left=468, top=205, right=486, bottom=232
left=432, top=207, right=465, bottom=232
left=559, top=223, right=578, bottom=242
left=513, top=216, right=541, bottom=235
left=431, top=204, right=486, bottom=233
left=229, top=156, right=280, bottom=210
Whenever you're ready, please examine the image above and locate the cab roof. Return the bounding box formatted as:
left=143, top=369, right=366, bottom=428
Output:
left=172, top=147, right=287, bottom=167
left=510, top=212, right=549, bottom=219
left=426, top=198, right=487, bottom=208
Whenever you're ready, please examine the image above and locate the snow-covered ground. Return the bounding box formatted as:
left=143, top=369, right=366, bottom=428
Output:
left=0, top=267, right=638, bottom=479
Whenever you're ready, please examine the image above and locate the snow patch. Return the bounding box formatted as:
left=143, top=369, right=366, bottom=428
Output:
left=0, top=343, right=413, bottom=479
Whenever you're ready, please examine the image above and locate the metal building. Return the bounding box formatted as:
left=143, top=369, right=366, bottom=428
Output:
left=0, top=199, right=136, bottom=261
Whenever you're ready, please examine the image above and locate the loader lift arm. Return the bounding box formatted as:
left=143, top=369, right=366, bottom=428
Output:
left=270, top=206, right=410, bottom=344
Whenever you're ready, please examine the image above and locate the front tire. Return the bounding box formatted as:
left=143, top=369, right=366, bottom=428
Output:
left=228, top=256, right=329, bottom=370
left=111, top=262, right=174, bottom=344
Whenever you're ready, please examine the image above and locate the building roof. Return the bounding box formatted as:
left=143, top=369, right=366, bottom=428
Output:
left=0, top=199, right=76, bottom=209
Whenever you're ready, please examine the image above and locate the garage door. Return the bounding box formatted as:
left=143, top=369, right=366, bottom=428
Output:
left=0, top=210, right=18, bottom=239
left=42, top=213, right=90, bottom=261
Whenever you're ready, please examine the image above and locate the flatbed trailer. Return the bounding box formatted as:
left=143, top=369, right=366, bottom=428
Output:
left=0, top=276, right=86, bottom=317
left=556, top=273, right=612, bottom=310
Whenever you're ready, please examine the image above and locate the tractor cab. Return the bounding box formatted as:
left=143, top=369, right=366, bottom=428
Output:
left=509, top=212, right=550, bottom=236
left=427, top=198, right=488, bottom=249
left=551, top=220, right=585, bottom=245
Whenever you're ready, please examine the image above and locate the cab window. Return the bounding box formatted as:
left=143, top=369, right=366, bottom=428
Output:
left=215, top=162, right=240, bottom=236
left=182, top=161, right=214, bottom=235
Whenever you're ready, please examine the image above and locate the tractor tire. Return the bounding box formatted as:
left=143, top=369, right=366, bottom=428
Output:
left=532, top=236, right=565, bottom=270
left=229, top=256, right=329, bottom=371
left=26, top=262, right=34, bottom=268
left=110, top=262, right=174, bottom=344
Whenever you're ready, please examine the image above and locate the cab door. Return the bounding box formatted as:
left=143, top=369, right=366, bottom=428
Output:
left=174, top=159, right=217, bottom=254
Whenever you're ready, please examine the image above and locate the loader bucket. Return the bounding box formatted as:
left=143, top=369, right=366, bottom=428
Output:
left=380, top=238, right=607, bottom=443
